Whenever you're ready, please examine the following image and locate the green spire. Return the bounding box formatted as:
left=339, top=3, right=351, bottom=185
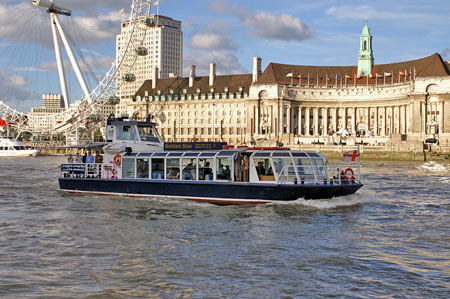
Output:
left=357, top=18, right=374, bottom=76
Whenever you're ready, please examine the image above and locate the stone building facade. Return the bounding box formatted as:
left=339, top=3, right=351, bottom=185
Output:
left=129, top=22, right=450, bottom=148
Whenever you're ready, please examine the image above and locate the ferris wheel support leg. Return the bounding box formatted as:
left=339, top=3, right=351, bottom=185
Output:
left=50, top=13, right=70, bottom=110
left=53, top=14, right=92, bottom=104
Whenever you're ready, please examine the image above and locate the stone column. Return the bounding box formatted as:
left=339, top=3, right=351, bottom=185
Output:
left=324, top=108, right=328, bottom=136
left=374, top=107, right=378, bottom=136
left=382, top=106, right=387, bottom=136
left=306, top=107, right=310, bottom=136
left=298, top=107, right=302, bottom=136
left=343, top=108, right=347, bottom=130
left=440, top=101, right=444, bottom=134
left=314, top=108, right=319, bottom=136
left=352, top=107, right=357, bottom=135
left=286, top=105, right=291, bottom=134
left=333, top=108, right=338, bottom=133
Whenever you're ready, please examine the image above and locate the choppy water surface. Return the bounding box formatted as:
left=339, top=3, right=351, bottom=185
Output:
left=0, top=156, right=448, bottom=298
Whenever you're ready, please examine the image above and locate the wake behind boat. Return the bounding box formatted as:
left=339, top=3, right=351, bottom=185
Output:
left=0, top=137, right=40, bottom=157
left=58, top=116, right=363, bottom=205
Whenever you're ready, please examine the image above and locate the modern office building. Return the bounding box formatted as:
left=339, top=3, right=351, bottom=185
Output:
left=116, top=14, right=183, bottom=116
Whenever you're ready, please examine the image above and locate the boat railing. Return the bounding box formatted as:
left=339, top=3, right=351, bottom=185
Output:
left=330, top=164, right=361, bottom=185
left=60, top=163, right=119, bottom=179
left=275, top=163, right=360, bottom=185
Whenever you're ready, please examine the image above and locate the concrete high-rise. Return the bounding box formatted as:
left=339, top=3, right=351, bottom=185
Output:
left=116, top=14, right=183, bottom=115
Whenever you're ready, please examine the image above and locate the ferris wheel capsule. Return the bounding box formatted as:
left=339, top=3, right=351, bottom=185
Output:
left=145, top=17, right=156, bottom=27
left=122, top=73, right=136, bottom=82
left=135, top=46, right=148, bottom=56
left=107, top=96, right=120, bottom=105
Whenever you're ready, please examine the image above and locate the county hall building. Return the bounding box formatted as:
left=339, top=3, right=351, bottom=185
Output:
left=128, top=22, right=450, bottom=149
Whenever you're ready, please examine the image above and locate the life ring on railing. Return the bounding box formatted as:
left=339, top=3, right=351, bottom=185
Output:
left=343, top=168, right=354, bottom=182
left=113, top=154, right=121, bottom=166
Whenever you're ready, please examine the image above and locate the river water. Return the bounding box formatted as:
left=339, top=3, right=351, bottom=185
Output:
left=0, top=156, right=448, bottom=298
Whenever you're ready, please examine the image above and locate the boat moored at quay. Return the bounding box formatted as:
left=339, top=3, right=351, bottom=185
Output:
left=58, top=116, right=363, bottom=205
left=0, top=137, right=40, bottom=157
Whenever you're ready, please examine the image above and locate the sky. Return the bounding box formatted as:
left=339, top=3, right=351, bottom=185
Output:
left=1, top=0, right=450, bottom=112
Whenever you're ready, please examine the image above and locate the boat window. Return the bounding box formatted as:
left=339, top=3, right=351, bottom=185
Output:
left=166, top=158, right=180, bottom=180
left=137, top=126, right=160, bottom=142
left=253, top=152, right=271, bottom=157
left=307, top=152, right=321, bottom=158
left=183, top=152, right=199, bottom=157
left=311, top=158, right=326, bottom=176
left=0, top=147, right=3, bottom=150
left=294, top=158, right=314, bottom=175
left=116, top=125, right=138, bottom=141
left=152, top=152, right=167, bottom=157
left=151, top=158, right=165, bottom=179
left=272, top=152, right=291, bottom=157
left=137, top=153, right=152, bottom=157
left=272, top=158, right=295, bottom=177
left=199, top=152, right=216, bottom=157
left=253, top=158, right=275, bottom=181
left=182, top=158, right=197, bottom=180
left=168, top=152, right=183, bottom=156
left=216, top=157, right=232, bottom=180
left=292, top=152, right=308, bottom=157
left=217, top=151, right=234, bottom=157
left=136, top=158, right=149, bottom=178
left=122, top=158, right=135, bottom=179
left=198, top=158, right=213, bottom=180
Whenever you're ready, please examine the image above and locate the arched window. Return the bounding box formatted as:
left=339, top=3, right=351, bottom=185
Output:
left=363, top=40, right=367, bottom=50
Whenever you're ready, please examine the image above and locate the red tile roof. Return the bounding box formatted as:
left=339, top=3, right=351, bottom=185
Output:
left=257, top=53, right=449, bottom=85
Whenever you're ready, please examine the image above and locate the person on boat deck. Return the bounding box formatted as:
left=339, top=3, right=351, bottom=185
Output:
left=256, top=161, right=266, bottom=176
left=81, top=152, right=87, bottom=163
left=224, top=165, right=231, bottom=178
left=243, top=155, right=249, bottom=182
left=234, top=152, right=243, bottom=182
left=94, top=151, right=103, bottom=163
left=67, top=154, right=74, bottom=163
left=86, top=150, right=94, bottom=164
left=75, top=152, right=82, bottom=163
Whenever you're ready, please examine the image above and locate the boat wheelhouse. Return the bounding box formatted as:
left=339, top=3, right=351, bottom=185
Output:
left=58, top=116, right=362, bottom=205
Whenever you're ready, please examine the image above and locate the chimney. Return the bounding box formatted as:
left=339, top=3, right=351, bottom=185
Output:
left=209, top=62, right=216, bottom=86
left=189, top=65, right=196, bottom=88
left=252, top=56, right=262, bottom=83
left=152, top=67, right=159, bottom=89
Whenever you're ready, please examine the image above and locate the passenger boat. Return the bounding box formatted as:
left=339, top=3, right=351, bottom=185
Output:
left=0, top=137, right=40, bottom=157
left=58, top=116, right=363, bottom=205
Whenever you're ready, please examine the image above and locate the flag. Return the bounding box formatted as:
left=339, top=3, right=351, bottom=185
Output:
left=369, top=73, right=375, bottom=78
left=342, top=150, right=360, bottom=162
left=119, top=8, right=124, bottom=13
left=357, top=74, right=363, bottom=78
left=345, top=75, right=351, bottom=79
left=154, top=1, right=159, bottom=4
left=384, top=72, right=392, bottom=77
left=296, top=74, right=302, bottom=78
left=399, top=70, right=405, bottom=76
left=376, top=73, right=382, bottom=78
left=286, top=73, right=293, bottom=77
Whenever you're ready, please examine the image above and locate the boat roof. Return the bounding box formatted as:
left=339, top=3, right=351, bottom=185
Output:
left=123, top=149, right=326, bottom=159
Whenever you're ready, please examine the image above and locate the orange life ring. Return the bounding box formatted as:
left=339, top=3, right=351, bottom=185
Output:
left=344, top=168, right=354, bottom=182
left=113, top=154, right=121, bottom=166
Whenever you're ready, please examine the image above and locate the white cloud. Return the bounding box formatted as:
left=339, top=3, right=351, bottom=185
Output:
left=190, top=28, right=237, bottom=51
left=0, top=2, right=122, bottom=47
left=210, top=0, right=314, bottom=42
left=244, top=11, right=315, bottom=41
left=442, top=49, right=450, bottom=61
left=0, top=71, right=34, bottom=108
left=9, top=74, right=29, bottom=87
left=183, top=50, right=247, bottom=76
